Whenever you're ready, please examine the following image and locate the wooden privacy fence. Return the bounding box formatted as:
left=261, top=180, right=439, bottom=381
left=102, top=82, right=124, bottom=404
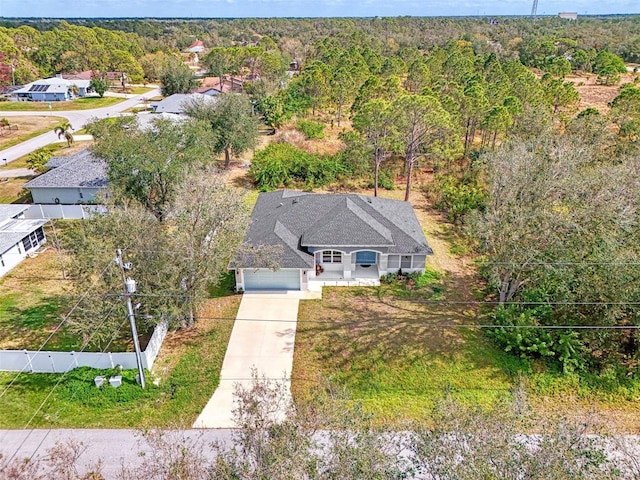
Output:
left=0, top=320, right=168, bottom=373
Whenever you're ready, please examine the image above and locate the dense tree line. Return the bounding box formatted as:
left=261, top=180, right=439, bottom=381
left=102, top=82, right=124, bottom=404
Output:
left=0, top=16, right=638, bottom=86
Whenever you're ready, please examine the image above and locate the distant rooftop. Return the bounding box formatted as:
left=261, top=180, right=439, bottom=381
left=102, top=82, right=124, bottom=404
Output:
left=24, top=149, right=107, bottom=189
left=152, top=93, right=217, bottom=114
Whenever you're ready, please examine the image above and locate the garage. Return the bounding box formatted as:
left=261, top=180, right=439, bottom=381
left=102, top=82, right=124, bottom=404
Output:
left=242, top=268, right=301, bottom=291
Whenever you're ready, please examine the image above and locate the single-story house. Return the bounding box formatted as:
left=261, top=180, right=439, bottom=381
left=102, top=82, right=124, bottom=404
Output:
left=233, top=190, right=433, bottom=292
left=0, top=205, right=47, bottom=278
left=186, top=39, right=205, bottom=54
left=24, top=149, right=107, bottom=204
left=151, top=93, right=218, bottom=115
left=12, top=77, right=91, bottom=101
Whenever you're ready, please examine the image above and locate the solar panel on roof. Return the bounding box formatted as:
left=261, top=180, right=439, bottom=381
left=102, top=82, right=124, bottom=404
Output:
left=28, top=84, right=50, bottom=92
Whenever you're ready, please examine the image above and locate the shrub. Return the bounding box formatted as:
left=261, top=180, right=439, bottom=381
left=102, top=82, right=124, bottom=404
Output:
left=429, top=174, right=485, bottom=224
left=296, top=119, right=325, bottom=139
left=250, top=142, right=347, bottom=191
left=489, top=305, right=587, bottom=374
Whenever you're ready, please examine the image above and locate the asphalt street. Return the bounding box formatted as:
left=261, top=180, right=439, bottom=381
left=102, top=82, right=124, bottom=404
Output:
left=0, top=428, right=233, bottom=478
left=0, top=88, right=160, bottom=164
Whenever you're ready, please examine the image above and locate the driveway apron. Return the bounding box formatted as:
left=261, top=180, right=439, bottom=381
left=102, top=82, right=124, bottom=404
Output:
left=193, top=292, right=301, bottom=428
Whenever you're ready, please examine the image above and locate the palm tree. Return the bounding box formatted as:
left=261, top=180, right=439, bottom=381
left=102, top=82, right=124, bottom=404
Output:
left=54, top=122, right=74, bottom=148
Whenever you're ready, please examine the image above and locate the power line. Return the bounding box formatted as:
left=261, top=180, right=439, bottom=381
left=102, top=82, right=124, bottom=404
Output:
left=0, top=258, right=116, bottom=401
left=24, top=317, right=130, bottom=465
left=1, top=300, right=124, bottom=468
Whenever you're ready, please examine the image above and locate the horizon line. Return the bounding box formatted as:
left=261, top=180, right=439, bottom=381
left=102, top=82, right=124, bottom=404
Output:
left=1, top=13, right=640, bottom=20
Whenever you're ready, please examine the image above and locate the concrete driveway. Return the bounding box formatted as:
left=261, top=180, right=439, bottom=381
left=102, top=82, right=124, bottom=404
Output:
left=193, top=291, right=319, bottom=428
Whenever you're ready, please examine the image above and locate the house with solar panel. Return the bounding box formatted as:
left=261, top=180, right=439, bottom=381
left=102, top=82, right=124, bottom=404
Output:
left=12, top=77, right=91, bottom=102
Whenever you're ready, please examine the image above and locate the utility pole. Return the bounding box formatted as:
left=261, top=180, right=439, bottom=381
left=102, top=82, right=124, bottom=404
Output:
left=115, top=249, right=146, bottom=388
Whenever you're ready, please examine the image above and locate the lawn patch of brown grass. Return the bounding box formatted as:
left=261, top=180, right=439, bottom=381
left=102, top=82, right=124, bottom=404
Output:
left=0, top=115, right=67, bottom=150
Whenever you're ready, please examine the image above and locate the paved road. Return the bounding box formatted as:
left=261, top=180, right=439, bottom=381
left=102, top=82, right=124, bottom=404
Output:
left=0, top=428, right=232, bottom=478
left=0, top=89, right=160, bottom=164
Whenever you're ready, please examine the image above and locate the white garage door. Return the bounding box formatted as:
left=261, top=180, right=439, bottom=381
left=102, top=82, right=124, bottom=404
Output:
left=243, top=269, right=301, bottom=291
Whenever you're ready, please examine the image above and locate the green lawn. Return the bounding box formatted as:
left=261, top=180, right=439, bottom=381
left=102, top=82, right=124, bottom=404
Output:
left=0, top=294, right=239, bottom=428
left=127, top=86, right=154, bottom=95
left=0, top=96, right=123, bottom=111
left=0, top=247, right=77, bottom=351
left=292, top=273, right=518, bottom=426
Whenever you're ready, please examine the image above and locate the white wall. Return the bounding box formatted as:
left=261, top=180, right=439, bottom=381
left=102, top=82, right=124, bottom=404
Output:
left=0, top=320, right=169, bottom=373
left=0, top=242, right=26, bottom=277
left=29, top=187, right=102, bottom=205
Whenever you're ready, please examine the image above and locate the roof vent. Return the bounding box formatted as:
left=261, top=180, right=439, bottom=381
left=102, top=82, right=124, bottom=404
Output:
left=367, top=198, right=372, bottom=203
left=277, top=202, right=283, bottom=208
left=292, top=198, right=299, bottom=204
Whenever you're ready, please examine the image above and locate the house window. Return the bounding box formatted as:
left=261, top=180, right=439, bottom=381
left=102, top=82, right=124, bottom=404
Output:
left=413, top=255, right=426, bottom=269
left=401, top=255, right=412, bottom=269
left=388, top=255, right=399, bottom=269
left=35, top=228, right=45, bottom=243
left=322, top=251, right=342, bottom=263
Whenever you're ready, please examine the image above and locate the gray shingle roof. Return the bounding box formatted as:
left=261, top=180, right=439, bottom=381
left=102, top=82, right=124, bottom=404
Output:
left=239, top=190, right=432, bottom=268
left=0, top=205, right=29, bottom=223
left=24, top=149, right=107, bottom=189
left=153, top=93, right=217, bottom=114
left=0, top=218, right=47, bottom=254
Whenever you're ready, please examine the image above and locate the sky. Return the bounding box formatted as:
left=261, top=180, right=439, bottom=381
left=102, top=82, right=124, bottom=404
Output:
left=0, top=0, right=637, bottom=18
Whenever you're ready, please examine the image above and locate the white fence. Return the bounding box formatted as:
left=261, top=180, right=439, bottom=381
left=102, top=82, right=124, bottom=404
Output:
left=0, top=320, right=169, bottom=373
left=23, top=204, right=107, bottom=220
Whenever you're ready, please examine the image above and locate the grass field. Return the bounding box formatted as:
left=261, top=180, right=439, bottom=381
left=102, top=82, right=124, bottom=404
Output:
left=0, top=115, right=67, bottom=150
left=0, top=96, right=123, bottom=112
left=0, top=246, right=77, bottom=351
left=0, top=295, right=238, bottom=428
left=0, top=177, right=31, bottom=203
left=290, top=187, right=640, bottom=431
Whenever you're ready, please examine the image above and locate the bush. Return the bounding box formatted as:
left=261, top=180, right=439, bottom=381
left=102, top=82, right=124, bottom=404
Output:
left=250, top=142, right=347, bottom=191
left=296, top=119, right=325, bottom=139
left=429, top=174, right=485, bottom=224
left=367, top=168, right=396, bottom=190
left=489, top=305, right=587, bottom=374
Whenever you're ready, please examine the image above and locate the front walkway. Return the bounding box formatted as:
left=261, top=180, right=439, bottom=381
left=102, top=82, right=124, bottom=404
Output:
left=193, top=290, right=319, bottom=428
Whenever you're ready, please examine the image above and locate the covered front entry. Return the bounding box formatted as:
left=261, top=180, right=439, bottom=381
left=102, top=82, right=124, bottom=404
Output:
left=355, top=250, right=377, bottom=265
left=243, top=268, right=301, bottom=291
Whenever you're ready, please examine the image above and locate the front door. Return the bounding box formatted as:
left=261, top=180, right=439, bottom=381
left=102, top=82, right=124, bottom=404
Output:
left=356, top=251, right=377, bottom=265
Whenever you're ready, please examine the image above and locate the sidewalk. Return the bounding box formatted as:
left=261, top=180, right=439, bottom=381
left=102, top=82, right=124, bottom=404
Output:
left=193, top=290, right=319, bottom=428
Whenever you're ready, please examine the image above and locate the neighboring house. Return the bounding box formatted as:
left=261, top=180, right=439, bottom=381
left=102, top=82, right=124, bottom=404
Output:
left=24, top=149, right=107, bottom=204
left=199, top=76, right=244, bottom=94
left=233, top=190, right=433, bottom=292
left=0, top=205, right=47, bottom=278
left=12, top=77, right=91, bottom=101
left=61, top=71, right=93, bottom=81
left=151, top=93, right=217, bottom=115
left=558, top=12, right=578, bottom=20
left=186, top=39, right=205, bottom=53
